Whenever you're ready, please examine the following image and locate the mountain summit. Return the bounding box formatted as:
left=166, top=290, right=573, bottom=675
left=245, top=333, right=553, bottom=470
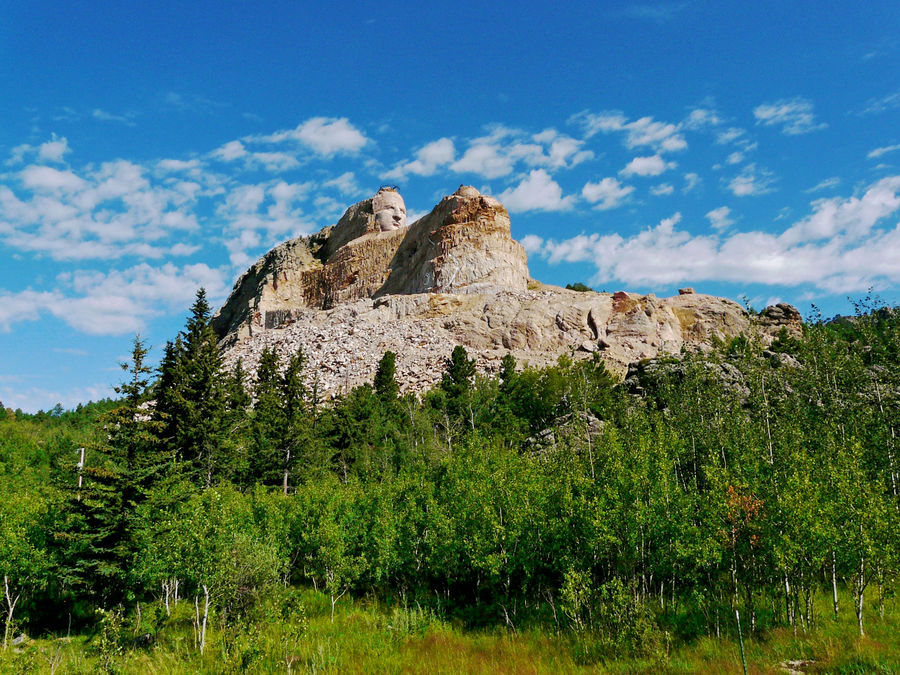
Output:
left=214, top=186, right=800, bottom=395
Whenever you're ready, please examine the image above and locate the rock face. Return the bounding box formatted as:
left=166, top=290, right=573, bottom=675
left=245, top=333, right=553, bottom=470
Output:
left=212, top=185, right=529, bottom=343
left=215, top=186, right=802, bottom=397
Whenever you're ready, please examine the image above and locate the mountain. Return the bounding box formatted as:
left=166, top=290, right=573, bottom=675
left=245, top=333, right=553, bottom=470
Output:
left=213, top=186, right=801, bottom=395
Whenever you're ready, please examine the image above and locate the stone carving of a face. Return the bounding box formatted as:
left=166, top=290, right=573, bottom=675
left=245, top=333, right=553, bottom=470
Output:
left=373, top=188, right=407, bottom=232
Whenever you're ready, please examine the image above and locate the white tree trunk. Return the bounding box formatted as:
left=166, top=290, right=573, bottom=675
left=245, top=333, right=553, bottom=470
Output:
left=3, top=575, right=20, bottom=651
left=200, top=585, right=210, bottom=654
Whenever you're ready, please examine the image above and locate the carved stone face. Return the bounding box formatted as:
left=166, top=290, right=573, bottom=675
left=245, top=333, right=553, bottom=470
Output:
left=373, top=189, right=407, bottom=232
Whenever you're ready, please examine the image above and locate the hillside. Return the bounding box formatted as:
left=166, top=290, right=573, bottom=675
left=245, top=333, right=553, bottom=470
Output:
left=213, top=185, right=802, bottom=395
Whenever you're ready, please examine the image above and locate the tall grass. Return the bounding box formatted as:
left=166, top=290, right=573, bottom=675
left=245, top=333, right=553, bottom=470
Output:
left=1, top=586, right=897, bottom=673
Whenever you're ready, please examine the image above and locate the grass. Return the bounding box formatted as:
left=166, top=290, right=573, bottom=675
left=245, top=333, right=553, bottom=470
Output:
left=1, top=588, right=897, bottom=673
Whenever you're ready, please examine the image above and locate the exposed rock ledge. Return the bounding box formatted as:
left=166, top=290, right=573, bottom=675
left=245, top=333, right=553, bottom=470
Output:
left=214, top=186, right=801, bottom=397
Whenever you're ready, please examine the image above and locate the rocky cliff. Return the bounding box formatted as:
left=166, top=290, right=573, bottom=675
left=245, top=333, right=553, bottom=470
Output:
left=214, top=186, right=801, bottom=396
left=212, top=185, right=529, bottom=343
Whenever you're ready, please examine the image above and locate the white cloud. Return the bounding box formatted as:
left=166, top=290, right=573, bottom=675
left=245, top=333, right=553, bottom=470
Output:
left=91, top=108, right=136, bottom=126
left=451, top=140, right=515, bottom=179
left=726, top=151, right=744, bottom=165
left=728, top=164, right=776, bottom=196
left=705, top=206, right=733, bottom=231
left=1, top=159, right=205, bottom=261
left=530, top=129, right=594, bottom=168
left=390, top=127, right=591, bottom=181
left=651, top=183, right=674, bottom=196
left=212, top=140, right=248, bottom=161
left=210, top=140, right=298, bottom=171
left=683, top=107, right=721, bottom=129
left=582, top=177, right=634, bottom=210
left=780, top=176, right=900, bottom=245
left=621, top=155, right=675, bottom=177
left=683, top=172, right=701, bottom=193
left=21, top=165, right=86, bottom=193
left=572, top=110, right=687, bottom=153
left=806, top=177, right=841, bottom=193
left=1, top=261, right=228, bottom=336
left=527, top=176, right=900, bottom=293
left=38, top=135, right=70, bottom=163
left=295, top=117, right=369, bottom=155
left=716, top=127, right=746, bottom=145
left=520, top=234, right=545, bottom=255
left=753, top=97, right=827, bottom=135
left=860, top=89, right=900, bottom=115
left=868, top=144, right=900, bottom=159
left=254, top=117, right=369, bottom=156
left=156, top=158, right=203, bottom=173
left=322, top=171, right=361, bottom=196
left=384, top=137, right=456, bottom=180
left=0, top=289, right=63, bottom=332
left=216, top=180, right=316, bottom=266
left=498, top=169, right=575, bottom=213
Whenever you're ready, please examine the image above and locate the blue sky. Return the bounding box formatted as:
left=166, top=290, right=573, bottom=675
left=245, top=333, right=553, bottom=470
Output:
left=2, top=1, right=900, bottom=412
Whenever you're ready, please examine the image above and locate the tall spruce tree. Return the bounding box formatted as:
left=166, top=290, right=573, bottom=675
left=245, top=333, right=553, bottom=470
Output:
left=374, top=351, right=399, bottom=402
left=55, top=336, right=163, bottom=606
left=155, top=289, right=229, bottom=486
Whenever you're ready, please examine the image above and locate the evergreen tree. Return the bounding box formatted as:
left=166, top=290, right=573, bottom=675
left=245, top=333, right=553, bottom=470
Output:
left=374, top=351, right=399, bottom=402
left=279, top=348, right=308, bottom=493
left=248, top=347, right=284, bottom=485
left=441, top=346, right=476, bottom=398
left=54, top=336, right=163, bottom=606
left=154, top=289, right=229, bottom=486
left=499, top=353, right=517, bottom=392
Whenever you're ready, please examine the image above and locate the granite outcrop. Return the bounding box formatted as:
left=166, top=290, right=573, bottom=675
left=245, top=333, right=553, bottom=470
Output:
left=214, top=186, right=802, bottom=397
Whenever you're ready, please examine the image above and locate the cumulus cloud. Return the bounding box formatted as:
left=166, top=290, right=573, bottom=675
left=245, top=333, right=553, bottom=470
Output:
left=621, top=155, right=676, bottom=177
left=753, top=97, right=827, bottom=135
left=683, top=173, right=701, bottom=193
left=215, top=180, right=316, bottom=267
left=384, top=138, right=456, bottom=180
left=525, top=176, right=900, bottom=293
left=727, top=164, right=776, bottom=196
left=572, top=110, right=687, bottom=153
left=706, top=206, right=733, bottom=231
left=446, top=127, right=591, bottom=180
left=651, top=183, right=674, bottom=196
left=294, top=117, right=369, bottom=156
left=498, top=169, right=575, bottom=213
left=0, top=289, right=63, bottom=332
left=683, top=107, right=722, bottom=129
left=582, top=177, right=634, bottom=209
left=251, top=117, right=369, bottom=157
left=322, top=171, right=361, bottom=196
left=38, top=135, right=70, bottom=163
left=451, top=140, right=514, bottom=179
left=210, top=140, right=299, bottom=171
left=0, top=159, right=205, bottom=261
left=1, top=261, right=227, bottom=336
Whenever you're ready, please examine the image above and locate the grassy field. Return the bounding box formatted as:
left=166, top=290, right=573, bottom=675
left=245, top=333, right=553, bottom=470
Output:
left=2, top=588, right=898, bottom=674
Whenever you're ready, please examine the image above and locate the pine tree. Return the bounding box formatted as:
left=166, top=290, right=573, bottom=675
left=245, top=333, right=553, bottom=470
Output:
left=279, top=348, right=308, bottom=493
left=248, top=347, right=283, bottom=485
left=55, top=336, right=163, bottom=606
left=499, top=353, right=517, bottom=393
left=374, top=351, right=399, bottom=402
left=156, top=288, right=230, bottom=486
left=441, top=346, right=476, bottom=398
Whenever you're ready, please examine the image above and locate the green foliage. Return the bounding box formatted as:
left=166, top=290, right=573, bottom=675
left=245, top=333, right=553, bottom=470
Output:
left=565, top=282, right=593, bottom=292
left=5, top=295, right=900, bottom=672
